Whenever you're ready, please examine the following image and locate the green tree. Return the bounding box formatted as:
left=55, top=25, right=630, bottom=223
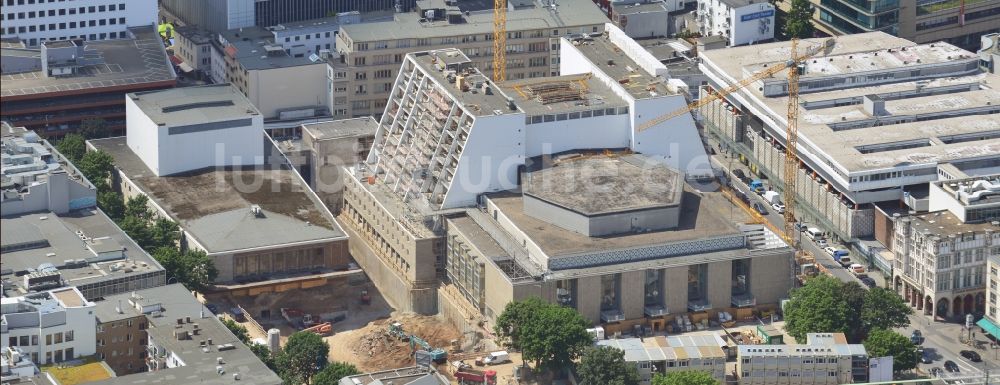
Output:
left=783, top=276, right=850, bottom=342
left=842, top=281, right=868, bottom=342
left=277, top=332, right=329, bottom=385
left=250, top=343, right=277, bottom=372
left=80, top=118, right=110, bottom=139
left=863, top=329, right=918, bottom=372
left=125, top=195, right=152, bottom=221
left=222, top=318, right=250, bottom=344
left=150, top=218, right=180, bottom=250
left=312, top=362, right=360, bottom=385
left=577, top=346, right=640, bottom=385
left=98, top=191, right=125, bottom=221
left=495, top=297, right=592, bottom=372
left=56, top=133, right=86, bottom=162
left=862, top=288, right=913, bottom=334
left=119, top=216, right=154, bottom=248
left=651, top=370, right=719, bottom=385
left=182, top=250, right=218, bottom=292
left=78, top=150, right=115, bottom=186
left=785, top=0, right=815, bottom=39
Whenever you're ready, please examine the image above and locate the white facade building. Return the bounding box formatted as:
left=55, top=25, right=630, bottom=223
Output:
left=697, top=0, right=774, bottom=46
left=1, top=122, right=96, bottom=216
left=125, top=84, right=264, bottom=177
left=367, top=23, right=709, bottom=210
left=0, top=287, right=96, bottom=366
left=0, top=0, right=157, bottom=47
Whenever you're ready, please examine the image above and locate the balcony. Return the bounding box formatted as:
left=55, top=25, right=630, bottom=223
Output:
left=601, top=309, right=626, bottom=323
left=732, top=293, right=757, bottom=308
left=644, top=305, right=669, bottom=317
left=688, top=299, right=712, bottom=312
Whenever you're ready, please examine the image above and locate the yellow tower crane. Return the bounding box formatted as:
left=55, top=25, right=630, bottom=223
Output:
left=492, top=0, right=508, bottom=82
left=636, top=37, right=834, bottom=244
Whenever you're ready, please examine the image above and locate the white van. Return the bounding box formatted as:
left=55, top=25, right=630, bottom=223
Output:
left=586, top=327, right=605, bottom=341
left=483, top=351, right=510, bottom=365
left=805, top=227, right=824, bottom=240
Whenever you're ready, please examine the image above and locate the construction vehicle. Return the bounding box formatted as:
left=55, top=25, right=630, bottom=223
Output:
left=360, top=290, right=371, bottom=305
left=388, top=322, right=449, bottom=363
left=302, top=322, right=333, bottom=336
left=455, top=368, right=498, bottom=384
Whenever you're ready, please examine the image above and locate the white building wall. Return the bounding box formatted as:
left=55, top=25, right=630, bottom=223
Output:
left=125, top=96, right=161, bottom=176
left=728, top=3, right=775, bottom=46
left=524, top=114, right=631, bottom=157
left=0, top=291, right=96, bottom=365
left=632, top=95, right=712, bottom=175
left=443, top=113, right=526, bottom=209
left=0, top=0, right=156, bottom=46
left=155, top=115, right=265, bottom=176
left=209, top=41, right=227, bottom=85
left=247, top=63, right=329, bottom=119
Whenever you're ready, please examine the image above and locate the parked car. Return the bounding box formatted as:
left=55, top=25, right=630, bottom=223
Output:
left=911, top=330, right=924, bottom=345
left=930, top=367, right=942, bottom=376
left=860, top=277, right=877, bottom=288
left=921, top=348, right=935, bottom=364
left=771, top=203, right=785, bottom=214
left=732, top=169, right=746, bottom=181
left=752, top=202, right=768, bottom=215
left=837, top=256, right=853, bottom=268
left=944, top=360, right=959, bottom=372
left=815, top=238, right=828, bottom=247
left=961, top=350, right=982, bottom=362
left=849, top=264, right=865, bottom=275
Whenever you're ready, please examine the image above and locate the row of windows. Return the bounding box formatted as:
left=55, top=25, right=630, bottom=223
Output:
left=352, top=26, right=600, bottom=52
left=2, top=3, right=124, bottom=20
left=8, top=0, right=113, bottom=4
left=3, top=18, right=125, bottom=35
left=7, top=330, right=74, bottom=347
left=525, top=107, right=630, bottom=125
left=283, top=31, right=332, bottom=43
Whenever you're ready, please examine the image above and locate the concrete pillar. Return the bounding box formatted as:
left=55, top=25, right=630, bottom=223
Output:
left=576, top=275, right=602, bottom=325
left=917, top=292, right=923, bottom=310
left=622, top=270, right=645, bottom=320
left=665, top=267, right=688, bottom=316
left=708, top=261, right=732, bottom=311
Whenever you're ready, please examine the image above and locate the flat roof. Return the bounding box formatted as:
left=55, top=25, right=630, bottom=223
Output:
left=89, top=137, right=346, bottom=254
left=0, top=209, right=163, bottom=297
left=934, top=175, right=1000, bottom=207
left=572, top=34, right=672, bottom=98
left=500, top=74, right=628, bottom=116
left=447, top=216, right=509, bottom=259
left=129, top=84, right=260, bottom=126
left=91, top=284, right=282, bottom=385
left=340, top=0, right=608, bottom=42
left=902, top=209, right=999, bottom=237
left=340, top=366, right=447, bottom=385
left=219, top=27, right=323, bottom=71
left=611, top=1, right=670, bottom=14
left=0, top=26, right=176, bottom=99
left=597, top=334, right=728, bottom=362
left=638, top=39, right=694, bottom=63
left=523, top=154, right=683, bottom=215
left=699, top=32, right=1000, bottom=173
left=2, top=123, right=93, bottom=191
left=410, top=49, right=517, bottom=117
left=173, top=25, right=214, bottom=44
left=49, top=287, right=86, bottom=307
left=301, top=117, right=377, bottom=141
left=487, top=185, right=743, bottom=257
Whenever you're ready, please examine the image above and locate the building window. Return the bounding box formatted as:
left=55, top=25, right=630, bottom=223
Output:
left=600, top=274, right=621, bottom=312
left=65, top=330, right=74, bottom=342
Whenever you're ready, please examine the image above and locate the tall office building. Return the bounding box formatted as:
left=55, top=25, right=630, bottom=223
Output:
left=788, top=0, right=1000, bottom=51
left=0, top=0, right=157, bottom=47
left=160, top=0, right=414, bottom=33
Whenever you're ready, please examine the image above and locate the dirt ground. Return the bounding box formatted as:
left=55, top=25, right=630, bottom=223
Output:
left=326, top=311, right=464, bottom=372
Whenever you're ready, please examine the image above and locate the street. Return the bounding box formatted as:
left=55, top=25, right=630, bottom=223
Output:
left=708, top=137, right=1000, bottom=382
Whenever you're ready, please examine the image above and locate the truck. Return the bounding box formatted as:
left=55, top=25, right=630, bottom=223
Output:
left=749, top=179, right=765, bottom=193
left=482, top=351, right=510, bottom=365
left=455, top=368, right=497, bottom=384
left=762, top=191, right=781, bottom=205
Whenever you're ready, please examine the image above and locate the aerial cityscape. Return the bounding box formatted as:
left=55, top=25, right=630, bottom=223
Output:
left=0, top=0, right=998, bottom=385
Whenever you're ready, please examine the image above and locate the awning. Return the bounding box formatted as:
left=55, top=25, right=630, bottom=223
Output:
left=977, top=318, right=1000, bottom=339
left=177, top=62, right=194, bottom=73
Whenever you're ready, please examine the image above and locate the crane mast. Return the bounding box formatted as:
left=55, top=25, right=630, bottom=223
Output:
left=783, top=39, right=800, bottom=246
left=492, top=0, right=507, bottom=82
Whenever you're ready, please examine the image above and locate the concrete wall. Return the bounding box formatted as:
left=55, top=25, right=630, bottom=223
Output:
left=616, top=8, right=671, bottom=39
left=248, top=63, right=329, bottom=119
left=1, top=171, right=96, bottom=216
left=155, top=115, right=265, bottom=176
left=346, top=232, right=438, bottom=314
left=443, top=112, right=526, bottom=209
left=576, top=275, right=603, bottom=324
left=96, top=315, right=148, bottom=375
left=707, top=260, right=732, bottom=309
left=126, top=96, right=161, bottom=176
left=749, top=252, right=792, bottom=305
left=665, top=266, right=688, bottom=315
left=621, top=270, right=646, bottom=320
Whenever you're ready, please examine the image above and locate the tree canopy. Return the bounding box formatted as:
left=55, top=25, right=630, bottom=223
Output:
left=577, top=346, right=640, bottom=385
left=56, top=133, right=86, bottom=163
left=78, top=150, right=115, bottom=188
left=152, top=247, right=218, bottom=292
left=494, top=297, right=592, bottom=372
left=784, top=276, right=910, bottom=343
left=277, top=331, right=330, bottom=385
left=785, top=0, right=815, bottom=39
left=312, top=362, right=361, bottom=385
left=863, top=329, right=918, bottom=372
left=80, top=118, right=111, bottom=139
left=222, top=318, right=250, bottom=344
left=651, top=371, right=719, bottom=385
